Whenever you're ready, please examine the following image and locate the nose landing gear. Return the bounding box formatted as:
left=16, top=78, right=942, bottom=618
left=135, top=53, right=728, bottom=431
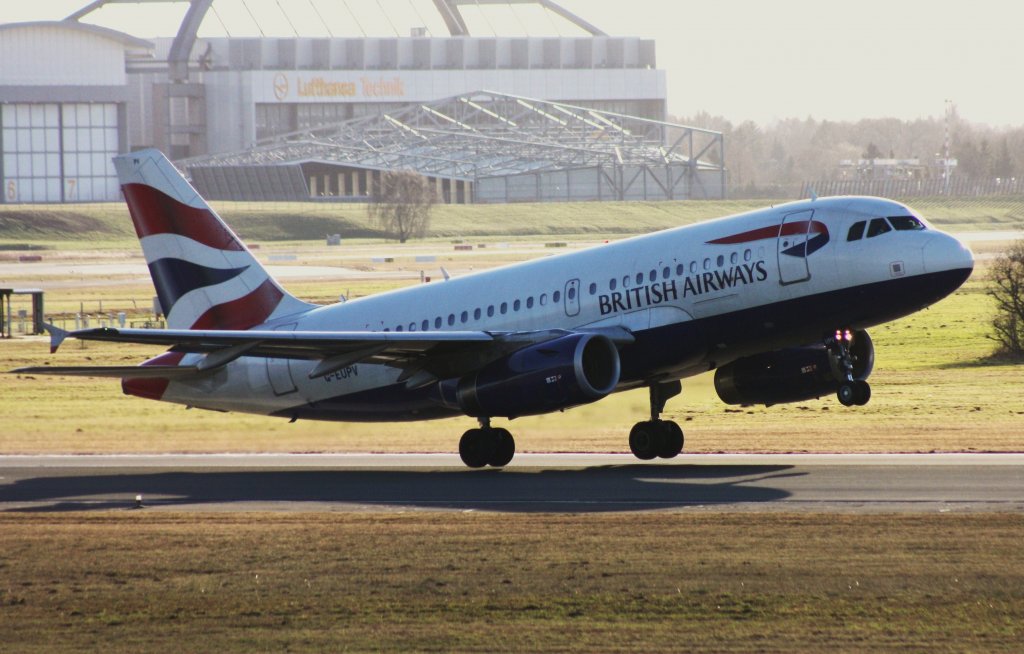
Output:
left=828, top=329, right=871, bottom=406
left=628, top=380, right=685, bottom=460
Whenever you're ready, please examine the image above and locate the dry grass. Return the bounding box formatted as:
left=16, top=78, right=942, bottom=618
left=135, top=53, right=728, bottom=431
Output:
left=0, top=512, right=1020, bottom=653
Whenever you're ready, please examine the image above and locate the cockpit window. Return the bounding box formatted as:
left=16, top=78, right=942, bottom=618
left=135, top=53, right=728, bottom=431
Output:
left=888, top=215, right=926, bottom=231
left=866, top=218, right=892, bottom=238
left=847, top=221, right=866, bottom=241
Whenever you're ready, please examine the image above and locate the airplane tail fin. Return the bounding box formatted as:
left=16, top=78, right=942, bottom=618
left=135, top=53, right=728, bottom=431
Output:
left=113, top=149, right=315, bottom=330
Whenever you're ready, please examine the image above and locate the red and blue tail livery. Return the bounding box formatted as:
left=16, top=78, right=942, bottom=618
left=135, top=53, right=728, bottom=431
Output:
left=17, top=149, right=974, bottom=468
left=113, top=151, right=313, bottom=330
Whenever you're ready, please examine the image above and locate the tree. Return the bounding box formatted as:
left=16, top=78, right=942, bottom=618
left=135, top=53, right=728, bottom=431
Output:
left=862, top=142, right=882, bottom=160
left=367, top=170, right=436, bottom=243
left=988, top=240, right=1024, bottom=358
left=993, top=138, right=1015, bottom=179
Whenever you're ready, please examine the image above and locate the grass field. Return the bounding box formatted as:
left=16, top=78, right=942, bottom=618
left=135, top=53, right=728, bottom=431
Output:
left=0, top=512, right=1020, bottom=653
left=1, top=268, right=1022, bottom=455
left=1, top=195, right=1023, bottom=250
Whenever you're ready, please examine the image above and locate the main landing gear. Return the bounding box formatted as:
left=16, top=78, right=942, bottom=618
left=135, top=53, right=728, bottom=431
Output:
left=628, top=380, right=685, bottom=461
left=827, top=329, right=871, bottom=407
left=459, top=417, right=516, bottom=468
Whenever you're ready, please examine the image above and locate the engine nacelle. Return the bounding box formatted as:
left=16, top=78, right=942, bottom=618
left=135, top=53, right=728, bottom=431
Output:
left=714, top=330, right=874, bottom=406
left=455, top=333, right=620, bottom=418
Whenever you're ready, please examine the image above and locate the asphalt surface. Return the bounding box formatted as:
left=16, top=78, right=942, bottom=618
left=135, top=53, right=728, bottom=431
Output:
left=0, top=453, right=1021, bottom=513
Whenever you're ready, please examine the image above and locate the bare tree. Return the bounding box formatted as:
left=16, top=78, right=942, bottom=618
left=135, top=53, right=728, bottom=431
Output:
left=989, top=240, right=1024, bottom=358
left=367, top=171, right=436, bottom=243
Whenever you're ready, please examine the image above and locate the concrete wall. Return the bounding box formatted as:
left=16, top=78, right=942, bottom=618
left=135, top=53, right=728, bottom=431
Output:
left=0, top=24, right=128, bottom=86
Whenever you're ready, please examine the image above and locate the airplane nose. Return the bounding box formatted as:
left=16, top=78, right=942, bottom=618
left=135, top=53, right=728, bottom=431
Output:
left=922, top=232, right=974, bottom=275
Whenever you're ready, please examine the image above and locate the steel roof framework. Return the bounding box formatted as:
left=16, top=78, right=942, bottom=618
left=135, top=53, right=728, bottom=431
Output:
left=181, top=91, right=725, bottom=189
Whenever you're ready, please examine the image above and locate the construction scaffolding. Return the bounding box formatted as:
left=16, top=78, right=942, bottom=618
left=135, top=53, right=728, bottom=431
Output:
left=182, top=90, right=726, bottom=203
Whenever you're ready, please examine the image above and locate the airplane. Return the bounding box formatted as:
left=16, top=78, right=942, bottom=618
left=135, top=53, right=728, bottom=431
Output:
left=15, top=149, right=974, bottom=468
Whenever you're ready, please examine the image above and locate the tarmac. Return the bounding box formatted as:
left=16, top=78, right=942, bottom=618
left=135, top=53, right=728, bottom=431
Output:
left=1, top=452, right=1021, bottom=513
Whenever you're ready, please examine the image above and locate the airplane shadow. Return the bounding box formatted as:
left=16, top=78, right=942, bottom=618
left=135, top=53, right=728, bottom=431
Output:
left=0, top=464, right=800, bottom=514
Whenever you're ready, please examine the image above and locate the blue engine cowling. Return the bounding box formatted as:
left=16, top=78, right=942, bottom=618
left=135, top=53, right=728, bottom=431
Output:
left=714, top=330, right=874, bottom=406
left=454, top=333, right=621, bottom=418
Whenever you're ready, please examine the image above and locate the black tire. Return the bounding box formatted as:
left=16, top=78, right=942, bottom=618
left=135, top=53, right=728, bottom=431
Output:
left=657, top=420, right=684, bottom=459
left=488, top=428, right=516, bottom=467
left=629, top=421, right=661, bottom=460
left=837, top=382, right=857, bottom=407
left=459, top=428, right=493, bottom=468
left=854, top=380, right=871, bottom=406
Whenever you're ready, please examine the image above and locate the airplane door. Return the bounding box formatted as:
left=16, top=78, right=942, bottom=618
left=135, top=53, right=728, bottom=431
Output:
left=564, top=279, right=580, bottom=317
left=777, top=210, right=813, bottom=285
left=265, top=323, right=298, bottom=395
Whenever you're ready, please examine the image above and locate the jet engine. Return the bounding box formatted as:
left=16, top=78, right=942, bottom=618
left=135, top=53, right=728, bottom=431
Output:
left=714, top=330, right=874, bottom=406
left=455, top=333, right=620, bottom=418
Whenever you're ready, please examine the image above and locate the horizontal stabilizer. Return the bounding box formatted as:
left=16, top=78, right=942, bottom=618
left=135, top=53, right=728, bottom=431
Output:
left=11, top=365, right=200, bottom=379
left=42, top=323, right=69, bottom=354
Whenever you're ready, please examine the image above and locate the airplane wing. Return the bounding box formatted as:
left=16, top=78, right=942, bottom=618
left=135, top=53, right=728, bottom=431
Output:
left=13, top=325, right=634, bottom=387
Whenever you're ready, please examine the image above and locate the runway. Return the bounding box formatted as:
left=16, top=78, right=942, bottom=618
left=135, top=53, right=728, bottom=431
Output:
left=1, top=453, right=1022, bottom=513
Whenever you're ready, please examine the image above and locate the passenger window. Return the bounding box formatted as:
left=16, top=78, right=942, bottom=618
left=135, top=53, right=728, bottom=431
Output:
left=396, top=325, right=404, bottom=332
left=847, top=221, right=866, bottom=241
left=409, top=323, right=417, bottom=332
left=663, top=266, right=671, bottom=279
left=525, top=297, right=533, bottom=309
left=474, top=308, right=482, bottom=320
left=448, top=314, right=455, bottom=326
left=622, top=275, right=630, bottom=288
left=500, top=302, right=508, bottom=314
left=514, top=299, right=521, bottom=311
left=422, top=319, right=430, bottom=331
left=716, top=255, right=724, bottom=268
left=636, top=272, right=644, bottom=285
left=703, top=258, right=711, bottom=270
left=434, top=317, right=442, bottom=329
left=744, top=249, right=752, bottom=262
left=487, top=306, right=494, bottom=317
left=866, top=218, right=892, bottom=238
left=460, top=311, right=468, bottom=324
left=676, top=264, right=684, bottom=276
left=690, top=262, right=697, bottom=274
left=609, top=278, right=617, bottom=291
left=889, top=216, right=926, bottom=231
left=589, top=282, right=597, bottom=295
left=553, top=290, right=561, bottom=302
left=540, top=293, right=548, bottom=306
left=648, top=270, right=656, bottom=283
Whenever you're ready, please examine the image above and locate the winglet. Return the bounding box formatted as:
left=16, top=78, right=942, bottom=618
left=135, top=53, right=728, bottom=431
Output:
left=43, top=323, right=70, bottom=354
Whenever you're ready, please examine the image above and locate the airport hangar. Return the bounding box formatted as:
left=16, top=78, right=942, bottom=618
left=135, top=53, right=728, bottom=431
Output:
left=0, top=0, right=725, bottom=205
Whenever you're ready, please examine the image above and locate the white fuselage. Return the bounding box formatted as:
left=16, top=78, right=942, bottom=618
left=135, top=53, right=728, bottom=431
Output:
left=158, top=196, right=973, bottom=419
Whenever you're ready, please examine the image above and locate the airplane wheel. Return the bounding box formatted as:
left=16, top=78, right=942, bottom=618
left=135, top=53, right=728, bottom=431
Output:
left=837, top=382, right=857, bottom=407
left=459, top=428, right=494, bottom=468
left=629, top=421, right=662, bottom=460
left=854, top=380, right=871, bottom=406
left=657, top=420, right=684, bottom=459
left=489, top=427, right=515, bottom=467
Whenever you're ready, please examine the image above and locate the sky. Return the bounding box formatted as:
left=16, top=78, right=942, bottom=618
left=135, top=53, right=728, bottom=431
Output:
left=5, top=0, right=1024, bottom=127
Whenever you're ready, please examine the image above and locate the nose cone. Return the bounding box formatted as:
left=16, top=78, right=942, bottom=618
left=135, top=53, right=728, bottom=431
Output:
left=923, top=232, right=974, bottom=275
left=919, top=232, right=974, bottom=303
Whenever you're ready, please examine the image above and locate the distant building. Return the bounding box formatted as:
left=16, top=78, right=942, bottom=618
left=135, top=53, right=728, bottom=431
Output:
left=1, top=1, right=714, bottom=204
left=837, top=158, right=957, bottom=181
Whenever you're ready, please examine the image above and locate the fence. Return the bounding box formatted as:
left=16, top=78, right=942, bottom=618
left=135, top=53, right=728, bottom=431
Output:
left=801, top=177, right=1024, bottom=199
